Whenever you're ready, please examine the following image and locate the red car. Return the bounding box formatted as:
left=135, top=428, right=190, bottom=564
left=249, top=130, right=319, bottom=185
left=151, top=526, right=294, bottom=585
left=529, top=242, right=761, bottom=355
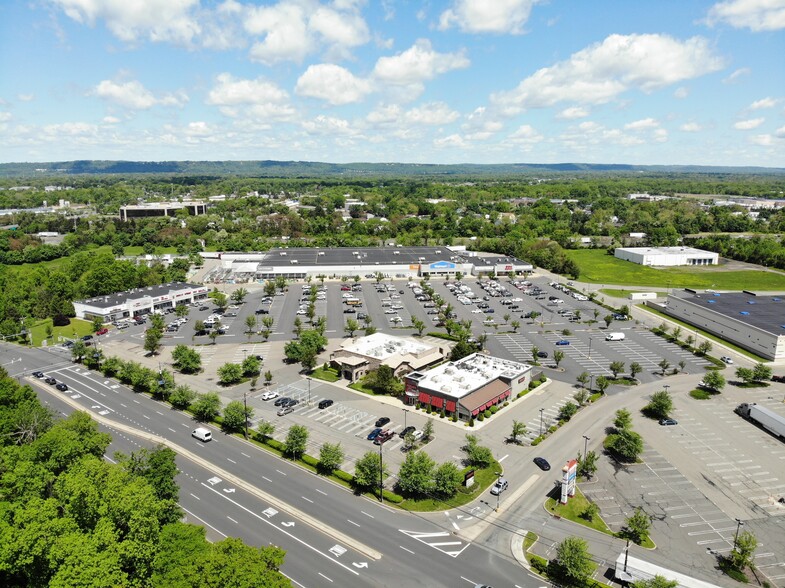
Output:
left=96, top=328, right=109, bottom=335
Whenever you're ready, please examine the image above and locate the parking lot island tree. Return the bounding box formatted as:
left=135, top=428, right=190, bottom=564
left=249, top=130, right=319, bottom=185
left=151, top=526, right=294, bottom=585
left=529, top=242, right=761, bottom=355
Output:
left=613, top=409, right=633, bottom=431
left=509, top=420, right=527, bottom=445
left=730, top=529, right=758, bottom=573
left=577, top=450, right=598, bottom=479
left=702, top=370, right=726, bottom=392
left=223, top=400, right=253, bottom=434
left=609, top=361, right=625, bottom=379
left=553, top=349, right=565, bottom=368
left=422, top=418, right=434, bottom=442
left=462, top=434, right=493, bottom=468
left=218, top=363, right=243, bottom=386
left=607, top=428, right=644, bottom=462
left=344, top=318, right=360, bottom=338
left=576, top=371, right=590, bottom=389
left=171, top=345, right=201, bottom=374
left=433, top=461, right=462, bottom=497
left=144, top=327, right=163, bottom=356
left=283, top=425, right=308, bottom=461
left=353, top=451, right=388, bottom=492
left=595, top=375, right=610, bottom=395
left=318, top=442, right=344, bottom=475
left=241, top=355, right=261, bottom=377
left=643, top=390, right=673, bottom=419
left=629, top=361, right=643, bottom=381
left=256, top=420, right=275, bottom=442
left=169, top=385, right=196, bottom=410
left=396, top=450, right=436, bottom=497
left=751, top=363, right=772, bottom=382
left=623, top=507, right=652, bottom=545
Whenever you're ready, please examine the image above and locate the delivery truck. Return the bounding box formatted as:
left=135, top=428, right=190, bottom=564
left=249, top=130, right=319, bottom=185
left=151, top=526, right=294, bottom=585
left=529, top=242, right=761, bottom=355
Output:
left=735, top=403, right=785, bottom=440
left=605, top=332, right=625, bottom=341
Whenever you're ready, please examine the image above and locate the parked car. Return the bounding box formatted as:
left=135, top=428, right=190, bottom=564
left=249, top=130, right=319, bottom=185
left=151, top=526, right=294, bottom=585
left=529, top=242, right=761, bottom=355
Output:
left=277, top=406, right=294, bottom=416
left=283, top=398, right=299, bottom=408
left=772, top=375, right=785, bottom=383
left=490, top=477, right=509, bottom=496
left=399, top=426, right=415, bottom=439
left=255, top=308, right=270, bottom=314
left=659, top=418, right=678, bottom=426
left=367, top=427, right=382, bottom=441
left=55, top=383, right=69, bottom=391
left=374, top=430, right=395, bottom=445
left=274, top=397, right=290, bottom=407
left=318, top=399, right=334, bottom=409
left=375, top=416, right=391, bottom=427
left=45, top=377, right=57, bottom=385
left=261, top=391, right=278, bottom=401
left=537, top=351, right=548, bottom=359
left=32, top=371, right=44, bottom=378
left=555, top=339, right=570, bottom=346
left=411, top=430, right=424, bottom=441
left=81, top=335, right=93, bottom=341
left=534, top=457, right=551, bottom=471
left=198, top=306, right=210, bottom=311
left=96, top=328, right=109, bottom=336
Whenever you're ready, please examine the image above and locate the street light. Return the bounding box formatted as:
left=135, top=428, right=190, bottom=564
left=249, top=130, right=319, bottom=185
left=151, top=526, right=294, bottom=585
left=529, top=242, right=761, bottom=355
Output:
left=306, top=377, right=311, bottom=406
left=243, top=390, right=249, bottom=440
left=588, top=337, right=593, bottom=360
left=378, top=441, right=384, bottom=503
left=583, top=435, right=590, bottom=461
left=733, top=518, right=744, bottom=549
left=663, top=384, right=670, bottom=394
left=495, top=471, right=502, bottom=512
left=589, top=374, right=595, bottom=394
left=403, top=408, right=409, bottom=430
left=539, top=408, right=544, bottom=436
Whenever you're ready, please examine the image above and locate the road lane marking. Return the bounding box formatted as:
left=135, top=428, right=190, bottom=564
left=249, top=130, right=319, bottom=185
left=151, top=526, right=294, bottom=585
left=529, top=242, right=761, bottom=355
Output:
left=168, top=428, right=176, bottom=433
left=181, top=506, right=226, bottom=538
left=241, top=452, right=251, bottom=458
left=316, top=489, right=328, bottom=496
left=276, top=470, right=287, bottom=476
left=227, top=458, right=236, bottom=464
left=399, top=546, right=414, bottom=554
left=361, top=511, right=374, bottom=519
left=227, top=516, right=238, bottom=524
left=347, top=520, right=360, bottom=527
left=143, top=414, right=150, bottom=419
left=262, top=476, right=272, bottom=482
left=189, top=493, right=200, bottom=500
left=318, top=573, right=333, bottom=583
left=499, top=454, right=509, bottom=463
left=302, top=496, right=313, bottom=503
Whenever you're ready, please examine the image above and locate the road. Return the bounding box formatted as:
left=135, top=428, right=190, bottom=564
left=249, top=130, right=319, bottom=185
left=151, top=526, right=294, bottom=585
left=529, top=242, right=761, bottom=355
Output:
left=11, top=342, right=543, bottom=588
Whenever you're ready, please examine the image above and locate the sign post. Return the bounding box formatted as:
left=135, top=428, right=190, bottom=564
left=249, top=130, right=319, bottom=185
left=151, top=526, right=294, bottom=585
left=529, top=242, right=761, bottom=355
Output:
left=560, top=459, right=578, bottom=504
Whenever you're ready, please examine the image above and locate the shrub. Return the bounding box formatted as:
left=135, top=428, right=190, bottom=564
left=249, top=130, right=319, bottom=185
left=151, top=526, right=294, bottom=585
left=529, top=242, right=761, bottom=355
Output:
left=469, top=418, right=475, bottom=427
left=530, top=554, right=549, bottom=574
left=382, top=490, right=403, bottom=503
left=503, top=401, right=509, bottom=407
left=266, top=439, right=284, bottom=451
left=452, top=414, right=458, bottom=422
left=490, top=405, right=499, bottom=414
left=484, top=409, right=491, bottom=418
left=439, top=412, right=445, bottom=419
left=478, top=413, right=485, bottom=421
left=334, top=470, right=353, bottom=483
left=531, top=436, right=543, bottom=446
left=301, top=454, right=319, bottom=468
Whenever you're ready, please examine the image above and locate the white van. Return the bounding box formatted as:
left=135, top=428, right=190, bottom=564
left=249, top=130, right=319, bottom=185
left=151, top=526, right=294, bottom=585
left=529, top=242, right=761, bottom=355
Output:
left=605, top=332, right=625, bottom=341
left=192, top=427, right=212, bottom=442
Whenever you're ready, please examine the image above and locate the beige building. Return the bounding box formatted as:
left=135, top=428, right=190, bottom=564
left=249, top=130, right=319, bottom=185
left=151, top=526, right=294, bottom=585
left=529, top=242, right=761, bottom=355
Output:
left=330, top=332, right=450, bottom=382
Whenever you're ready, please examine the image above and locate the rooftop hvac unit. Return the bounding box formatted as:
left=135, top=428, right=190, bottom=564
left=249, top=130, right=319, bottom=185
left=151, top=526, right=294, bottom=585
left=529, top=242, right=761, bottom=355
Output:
left=444, top=367, right=453, bottom=375
left=441, top=385, right=451, bottom=392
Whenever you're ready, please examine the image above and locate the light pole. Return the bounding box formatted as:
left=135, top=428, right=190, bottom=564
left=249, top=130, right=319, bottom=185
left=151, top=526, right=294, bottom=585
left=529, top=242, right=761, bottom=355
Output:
left=733, top=518, right=744, bottom=550
left=403, top=408, right=409, bottom=430
left=307, top=377, right=311, bottom=406
left=495, top=471, right=501, bottom=512
left=588, top=337, right=593, bottom=360
left=243, top=390, right=249, bottom=440
left=663, top=384, right=670, bottom=394
left=583, top=435, right=590, bottom=461
left=589, top=374, right=595, bottom=394
left=539, top=408, right=544, bottom=436
left=378, top=442, right=384, bottom=503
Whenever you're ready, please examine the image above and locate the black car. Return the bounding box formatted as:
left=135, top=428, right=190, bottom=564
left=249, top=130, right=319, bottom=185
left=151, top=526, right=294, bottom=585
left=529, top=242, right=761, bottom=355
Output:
left=199, top=305, right=210, bottom=311
left=274, top=397, right=290, bottom=407
left=318, top=399, right=334, bottom=409
left=343, top=308, right=356, bottom=313
left=375, top=416, right=391, bottom=427
left=45, top=377, right=57, bottom=385
left=772, top=375, right=785, bottom=383
left=537, top=351, right=548, bottom=358
left=81, top=335, right=93, bottom=341
left=283, top=398, right=299, bottom=408
left=255, top=308, right=270, bottom=314
left=55, top=383, right=69, bottom=392
left=399, top=426, right=415, bottom=439
left=534, top=457, right=551, bottom=471
left=659, top=418, right=678, bottom=426
left=32, top=371, right=44, bottom=378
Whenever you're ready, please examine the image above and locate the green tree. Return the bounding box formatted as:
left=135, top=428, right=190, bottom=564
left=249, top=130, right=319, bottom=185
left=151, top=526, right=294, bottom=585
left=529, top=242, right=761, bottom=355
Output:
left=211, top=291, right=228, bottom=311
left=230, top=287, right=248, bottom=304
left=604, top=314, right=614, bottom=328
left=531, top=346, right=540, bottom=365
left=368, top=364, right=402, bottom=396
left=171, top=345, right=201, bottom=373
left=658, top=358, right=670, bottom=375
left=632, top=575, right=679, bottom=588
left=169, top=384, right=196, bottom=410
left=629, top=361, right=642, bottom=381
left=576, top=371, right=590, bottom=389
left=463, top=434, right=493, bottom=468
left=510, top=420, right=527, bottom=444
left=318, top=442, right=344, bottom=474
left=608, top=428, right=644, bottom=461
left=511, top=319, right=521, bottom=332
left=449, top=339, right=476, bottom=361
left=397, top=450, right=436, bottom=496
left=115, top=445, right=181, bottom=524
left=577, top=450, right=599, bottom=478
left=218, top=362, right=244, bottom=385
left=240, top=356, right=261, bottom=378
left=150, top=313, right=165, bottom=332
left=644, top=390, right=673, bottom=419
left=194, top=319, right=206, bottom=335
left=223, top=400, right=252, bottom=434
left=433, top=461, right=462, bottom=497
left=244, top=315, right=257, bottom=336
left=422, top=418, right=434, bottom=442
left=752, top=363, right=772, bottom=382
left=261, top=315, right=274, bottom=330
left=609, top=361, right=625, bottom=378
left=730, top=530, right=758, bottom=571
left=256, top=420, right=275, bottom=442
left=91, top=315, right=104, bottom=333
left=558, top=402, right=579, bottom=422
left=344, top=318, right=360, bottom=338
left=71, top=339, right=87, bottom=362
left=353, top=451, right=388, bottom=491
left=624, top=507, right=652, bottom=544
left=573, top=388, right=589, bottom=406
left=292, top=316, right=303, bottom=337
left=264, top=370, right=273, bottom=386
left=191, top=392, right=222, bottom=422
left=697, top=340, right=712, bottom=356
left=736, top=366, right=755, bottom=384
left=702, top=370, right=726, bottom=392
left=264, top=280, right=276, bottom=297
left=412, top=317, right=426, bottom=336
left=554, top=349, right=565, bottom=368
left=175, top=304, right=190, bottom=319
left=144, top=327, right=163, bottom=355
left=549, top=536, right=594, bottom=587
left=595, top=375, right=610, bottom=394
left=614, top=408, right=633, bottom=431
left=581, top=502, right=600, bottom=522
left=283, top=425, right=308, bottom=460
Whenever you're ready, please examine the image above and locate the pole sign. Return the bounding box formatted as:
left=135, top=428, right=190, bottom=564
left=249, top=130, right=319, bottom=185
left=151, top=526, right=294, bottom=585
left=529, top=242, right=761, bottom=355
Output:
left=560, top=459, right=578, bottom=504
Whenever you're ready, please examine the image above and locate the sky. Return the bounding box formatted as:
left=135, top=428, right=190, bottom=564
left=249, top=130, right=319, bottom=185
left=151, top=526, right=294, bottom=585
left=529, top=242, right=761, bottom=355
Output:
left=0, top=0, right=784, bottom=167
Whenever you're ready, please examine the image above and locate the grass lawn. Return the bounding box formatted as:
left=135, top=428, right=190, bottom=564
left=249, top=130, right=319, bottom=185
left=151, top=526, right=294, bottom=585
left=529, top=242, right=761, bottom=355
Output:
left=29, top=318, right=96, bottom=347
left=545, top=488, right=612, bottom=535
left=398, top=459, right=502, bottom=512
left=599, top=288, right=652, bottom=298
left=690, top=388, right=719, bottom=400
left=567, top=249, right=785, bottom=290
left=348, top=381, right=381, bottom=395
left=310, top=366, right=340, bottom=382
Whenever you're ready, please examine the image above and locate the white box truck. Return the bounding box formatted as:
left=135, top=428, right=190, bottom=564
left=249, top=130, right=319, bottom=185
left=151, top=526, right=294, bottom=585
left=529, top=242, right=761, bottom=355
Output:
left=605, top=332, right=625, bottom=341
left=735, top=403, right=785, bottom=440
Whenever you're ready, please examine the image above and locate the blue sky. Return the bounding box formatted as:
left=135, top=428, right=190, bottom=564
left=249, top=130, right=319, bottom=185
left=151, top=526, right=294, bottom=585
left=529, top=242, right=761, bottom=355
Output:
left=1, top=0, right=783, bottom=166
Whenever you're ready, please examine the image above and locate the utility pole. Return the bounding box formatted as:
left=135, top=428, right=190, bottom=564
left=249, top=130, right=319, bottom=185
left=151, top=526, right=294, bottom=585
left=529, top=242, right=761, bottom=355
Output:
left=583, top=435, right=590, bottom=461
left=539, top=408, right=544, bottom=436
left=733, top=518, right=744, bottom=550
left=378, top=442, right=383, bottom=503
left=243, top=390, right=249, bottom=440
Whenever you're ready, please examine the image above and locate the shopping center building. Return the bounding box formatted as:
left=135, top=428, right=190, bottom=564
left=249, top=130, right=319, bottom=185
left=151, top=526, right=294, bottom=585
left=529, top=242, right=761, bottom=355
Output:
left=73, top=282, right=210, bottom=322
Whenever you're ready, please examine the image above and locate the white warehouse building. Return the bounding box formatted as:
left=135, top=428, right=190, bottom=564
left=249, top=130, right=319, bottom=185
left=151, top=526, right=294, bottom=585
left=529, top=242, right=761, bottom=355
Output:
left=73, top=282, right=210, bottom=323
left=615, top=246, right=718, bottom=267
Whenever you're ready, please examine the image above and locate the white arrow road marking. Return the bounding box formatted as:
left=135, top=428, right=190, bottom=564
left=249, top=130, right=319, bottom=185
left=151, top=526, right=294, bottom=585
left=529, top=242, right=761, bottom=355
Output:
left=223, top=488, right=236, bottom=494
left=352, top=562, right=368, bottom=568
left=281, top=521, right=295, bottom=527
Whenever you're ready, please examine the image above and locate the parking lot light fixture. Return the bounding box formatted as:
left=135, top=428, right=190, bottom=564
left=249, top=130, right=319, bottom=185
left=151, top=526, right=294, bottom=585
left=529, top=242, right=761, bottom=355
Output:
left=733, top=518, right=744, bottom=549
left=307, top=377, right=311, bottom=406
left=404, top=408, right=409, bottom=429
left=539, top=408, right=544, bottom=436
left=582, top=435, right=590, bottom=464
left=495, top=472, right=501, bottom=512
left=379, top=441, right=384, bottom=504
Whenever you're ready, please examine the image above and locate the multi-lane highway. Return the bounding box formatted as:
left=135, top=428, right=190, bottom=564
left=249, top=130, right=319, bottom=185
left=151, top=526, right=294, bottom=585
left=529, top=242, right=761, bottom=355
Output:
left=11, top=343, right=543, bottom=588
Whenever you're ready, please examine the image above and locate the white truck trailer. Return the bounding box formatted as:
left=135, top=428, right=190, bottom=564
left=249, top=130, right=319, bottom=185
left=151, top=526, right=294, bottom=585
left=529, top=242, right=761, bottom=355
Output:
left=614, top=552, right=721, bottom=588
left=735, top=403, right=785, bottom=440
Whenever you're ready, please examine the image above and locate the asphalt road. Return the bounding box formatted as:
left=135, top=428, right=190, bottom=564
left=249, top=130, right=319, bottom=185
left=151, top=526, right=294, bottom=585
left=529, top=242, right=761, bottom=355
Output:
left=11, top=342, right=543, bottom=588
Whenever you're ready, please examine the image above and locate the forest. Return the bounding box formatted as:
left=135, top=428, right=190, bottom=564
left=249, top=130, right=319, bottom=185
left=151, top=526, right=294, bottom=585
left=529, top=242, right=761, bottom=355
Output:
left=0, top=370, right=290, bottom=587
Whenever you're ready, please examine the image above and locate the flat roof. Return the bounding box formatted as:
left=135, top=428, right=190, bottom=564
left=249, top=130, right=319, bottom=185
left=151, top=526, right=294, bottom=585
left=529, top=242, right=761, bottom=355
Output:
left=254, top=246, right=465, bottom=268
left=341, top=332, right=432, bottom=360
left=671, top=291, right=785, bottom=334
left=617, top=246, right=715, bottom=256
left=412, top=352, right=530, bottom=400
left=76, top=282, right=205, bottom=309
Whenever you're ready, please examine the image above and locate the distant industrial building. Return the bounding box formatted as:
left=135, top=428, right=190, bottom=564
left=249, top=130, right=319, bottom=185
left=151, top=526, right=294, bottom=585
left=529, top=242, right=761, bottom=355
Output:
left=615, top=246, right=718, bottom=267
left=330, top=332, right=449, bottom=382
left=73, top=282, right=209, bottom=322
left=204, top=246, right=533, bottom=281
left=120, top=202, right=209, bottom=221
left=404, top=353, right=532, bottom=421
left=660, top=291, right=785, bottom=360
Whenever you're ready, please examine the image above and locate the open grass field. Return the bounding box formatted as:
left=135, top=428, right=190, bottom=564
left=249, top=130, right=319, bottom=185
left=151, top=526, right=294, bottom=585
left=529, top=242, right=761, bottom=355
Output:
left=566, top=249, right=785, bottom=290
left=29, top=317, right=95, bottom=347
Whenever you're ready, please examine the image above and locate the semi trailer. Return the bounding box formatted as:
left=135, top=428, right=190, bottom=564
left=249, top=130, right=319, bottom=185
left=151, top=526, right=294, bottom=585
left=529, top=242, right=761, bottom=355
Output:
left=735, top=403, right=785, bottom=440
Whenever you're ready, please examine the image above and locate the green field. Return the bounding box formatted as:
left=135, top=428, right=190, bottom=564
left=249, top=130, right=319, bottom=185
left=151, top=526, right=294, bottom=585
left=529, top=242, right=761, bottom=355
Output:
left=599, top=288, right=656, bottom=299
left=567, top=249, right=785, bottom=290
left=29, top=317, right=96, bottom=346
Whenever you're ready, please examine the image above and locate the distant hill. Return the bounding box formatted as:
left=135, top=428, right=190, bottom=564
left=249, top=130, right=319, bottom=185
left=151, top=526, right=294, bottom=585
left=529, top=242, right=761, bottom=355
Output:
left=0, top=159, right=783, bottom=178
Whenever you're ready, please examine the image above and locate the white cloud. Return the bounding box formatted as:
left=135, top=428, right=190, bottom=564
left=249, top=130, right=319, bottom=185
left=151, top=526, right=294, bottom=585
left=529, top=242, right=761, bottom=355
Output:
left=723, top=67, right=750, bottom=84
left=404, top=102, right=460, bottom=125
left=51, top=0, right=201, bottom=45
left=295, top=64, right=372, bottom=105
left=366, top=103, right=402, bottom=125
left=706, top=0, right=785, bottom=31
left=556, top=106, right=589, bottom=119
left=439, top=0, right=537, bottom=34
left=492, top=34, right=724, bottom=114
left=433, top=133, right=468, bottom=148
left=93, top=79, right=187, bottom=110
left=749, top=96, right=778, bottom=109
left=42, top=121, right=98, bottom=136
left=680, top=122, right=702, bottom=132
left=624, top=118, right=660, bottom=130
left=373, top=39, right=470, bottom=87
left=653, top=128, right=668, bottom=143
left=750, top=134, right=774, bottom=145
left=302, top=114, right=355, bottom=135
left=507, top=124, right=543, bottom=143
left=207, top=73, right=295, bottom=120
left=776, top=125, right=785, bottom=138
left=17, top=94, right=35, bottom=102
left=309, top=5, right=370, bottom=51
left=102, top=116, right=120, bottom=124
left=673, top=86, right=689, bottom=99
left=734, top=117, right=765, bottom=129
